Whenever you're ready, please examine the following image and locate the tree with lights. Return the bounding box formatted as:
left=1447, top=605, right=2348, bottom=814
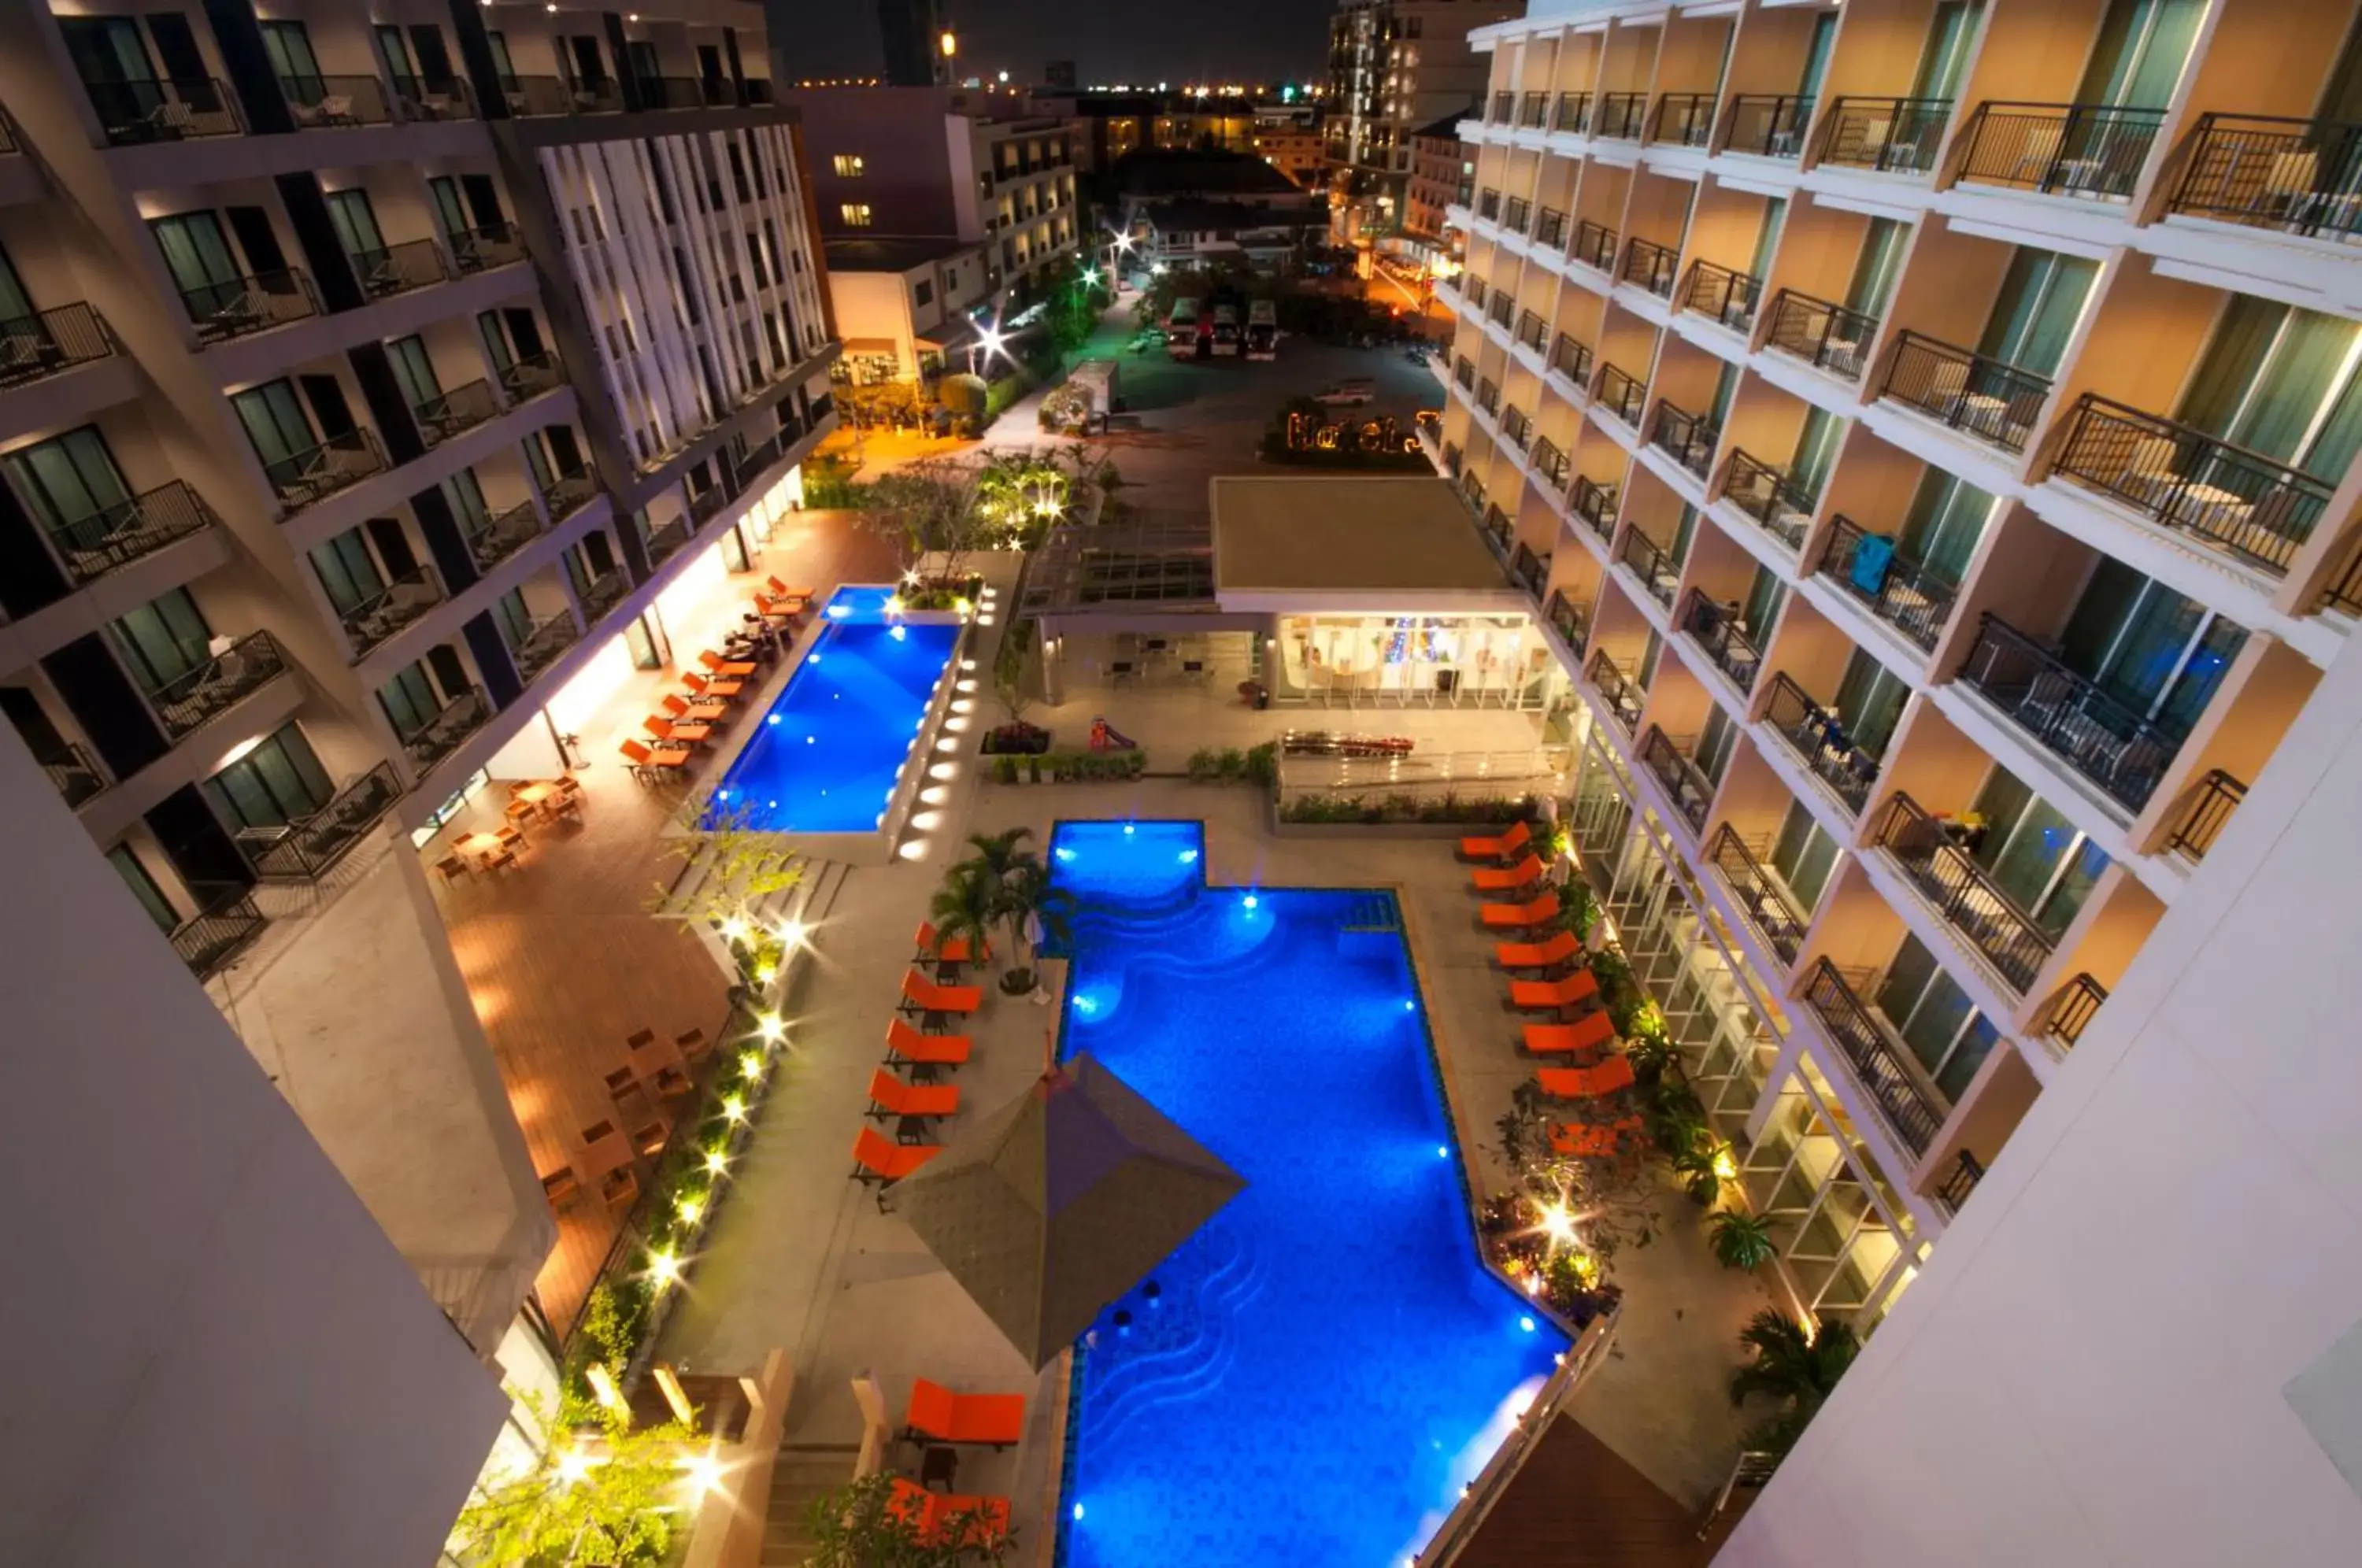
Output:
left=450, top=1391, right=703, bottom=1568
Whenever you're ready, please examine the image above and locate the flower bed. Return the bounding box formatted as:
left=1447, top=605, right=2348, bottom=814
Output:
left=1279, top=791, right=1538, bottom=825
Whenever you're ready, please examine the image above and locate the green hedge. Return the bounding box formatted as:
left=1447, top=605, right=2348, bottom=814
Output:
left=991, top=749, right=1145, bottom=783
left=1280, top=792, right=1536, bottom=824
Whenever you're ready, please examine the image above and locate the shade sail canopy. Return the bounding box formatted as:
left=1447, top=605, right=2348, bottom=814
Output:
left=891, top=1053, right=1245, bottom=1370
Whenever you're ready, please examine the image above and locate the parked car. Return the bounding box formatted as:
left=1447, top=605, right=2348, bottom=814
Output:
left=1314, top=379, right=1375, bottom=406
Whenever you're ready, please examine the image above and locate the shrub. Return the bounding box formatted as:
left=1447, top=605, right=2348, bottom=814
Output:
left=1243, top=741, right=1279, bottom=787
left=1279, top=793, right=1539, bottom=825
left=1186, top=747, right=1220, bottom=782
left=993, top=755, right=1017, bottom=785
left=1216, top=747, right=1246, bottom=782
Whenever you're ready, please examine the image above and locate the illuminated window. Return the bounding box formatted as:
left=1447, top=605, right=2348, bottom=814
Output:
left=832, top=154, right=865, bottom=177
left=839, top=203, right=873, bottom=227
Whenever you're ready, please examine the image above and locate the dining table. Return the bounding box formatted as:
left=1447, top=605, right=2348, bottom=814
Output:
left=454, top=830, right=508, bottom=867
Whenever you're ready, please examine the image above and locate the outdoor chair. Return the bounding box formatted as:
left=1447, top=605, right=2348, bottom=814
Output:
left=1494, top=929, right=1579, bottom=971
left=867, top=1067, right=960, bottom=1122
left=683, top=670, right=743, bottom=701
left=1536, top=1055, right=1638, bottom=1099
left=885, top=1479, right=1012, bottom=1547
left=663, top=693, right=730, bottom=729
left=433, top=854, right=470, bottom=884
left=1510, top=970, right=1601, bottom=1011
left=885, top=1016, right=972, bottom=1078
left=620, top=737, right=691, bottom=780
left=852, top=1125, right=941, bottom=1200
left=1460, top=819, right=1531, bottom=862
left=913, top=919, right=987, bottom=967
left=1479, top=893, right=1559, bottom=930
left=1523, top=1011, right=1618, bottom=1057
left=1472, top=853, right=1546, bottom=893
left=698, top=648, right=756, bottom=679
left=902, top=1378, right=1026, bottom=1447
left=900, top=969, right=983, bottom=1019
left=645, top=714, right=713, bottom=747
left=1549, top=1115, right=1645, bottom=1159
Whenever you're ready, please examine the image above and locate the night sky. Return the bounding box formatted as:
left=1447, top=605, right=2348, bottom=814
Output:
left=777, top=0, right=1338, bottom=88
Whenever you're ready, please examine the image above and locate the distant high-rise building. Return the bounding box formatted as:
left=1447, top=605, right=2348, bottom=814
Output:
left=1046, top=59, right=1079, bottom=89
left=879, top=0, right=950, bottom=87
left=1325, top=0, right=1525, bottom=247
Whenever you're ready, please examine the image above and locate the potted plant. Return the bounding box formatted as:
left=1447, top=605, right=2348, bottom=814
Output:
left=1729, top=1307, right=1860, bottom=1454
left=996, top=856, right=1075, bottom=1004
left=928, top=861, right=1000, bottom=978
left=1709, top=1207, right=1778, bottom=1270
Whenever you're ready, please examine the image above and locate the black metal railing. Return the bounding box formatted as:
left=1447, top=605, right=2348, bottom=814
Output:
left=1875, top=791, right=2055, bottom=993
left=341, top=565, right=442, bottom=655
left=640, top=75, right=707, bottom=109
left=1763, top=671, right=1879, bottom=816
left=1621, top=235, right=1679, bottom=298
left=350, top=236, right=450, bottom=300
left=509, top=612, right=583, bottom=684
left=0, top=106, right=16, bottom=155
left=391, top=72, right=476, bottom=121
left=1519, top=90, right=1549, bottom=129
left=278, top=73, right=393, bottom=127
left=450, top=220, right=526, bottom=275
left=149, top=630, right=286, bottom=738
left=1492, top=91, right=1515, bottom=124
left=1535, top=207, right=1568, bottom=247
left=1501, top=404, right=1534, bottom=453
left=1596, top=92, right=1648, bottom=140
left=1722, top=448, right=1816, bottom=549
left=1679, top=590, right=1764, bottom=693
left=1476, top=377, right=1501, bottom=417
left=1504, top=195, right=1532, bottom=233
left=1803, top=959, right=1945, bottom=1156
left=1554, top=92, right=1590, bottom=134
left=1957, top=613, right=2182, bottom=812
left=1817, top=515, right=1955, bottom=652
left=41, top=479, right=216, bottom=584
left=1572, top=476, right=1619, bottom=542
left=1571, top=219, right=1618, bottom=272
left=2168, top=114, right=2362, bottom=241
left=1549, top=333, right=1594, bottom=390
left=465, top=498, right=545, bottom=572
left=1649, top=399, right=1720, bottom=482
left=1652, top=91, right=1716, bottom=147
left=2164, top=767, right=2245, bottom=862
left=1545, top=588, right=1589, bottom=658
left=1453, top=356, right=1476, bottom=393
left=261, top=427, right=388, bottom=511
left=1957, top=101, right=2167, bottom=201
left=1515, top=309, right=1547, bottom=353
left=1533, top=436, right=1571, bottom=489
left=546, top=464, right=601, bottom=518
left=1588, top=649, right=1646, bottom=733
left=1816, top=96, right=1950, bottom=174
left=172, top=883, right=268, bottom=982
left=181, top=268, right=318, bottom=343
left=1764, top=289, right=1877, bottom=382
left=239, top=762, right=402, bottom=882
left=497, top=75, right=576, bottom=116
left=400, top=687, right=491, bottom=771
left=1723, top=94, right=1814, bottom=158
left=1933, top=1150, right=1985, bottom=1215
left=1682, top=260, right=1763, bottom=332
left=2044, top=972, right=2107, bottom=1049
left=1597, top=363, right=1647, bottom=426
left=2050, top=394, right=2330, bottom=576
left=1511, top=542, right=1550, bottom=597
left=1639, top=724, right=1712, bottom=834
left=0, top=301, right=117, bottom=388
left=1477, top=187, right=1502, bottom=220
left=500, top=349, right=565, bottom=401
left=687, top=481, right=733, bottom=524
left=1619, top=525, right=1679, bottom=606
left=84, top=76, right=242, bottom=144
left=1879, top=329, right=2049, bottom=453
left=1711, top=825, right=1807, bottom=965
left=1479, top=504, right=1515, bottom=561
left=646, top=514, right=695, bottom=569
left=413, top=377, right=501, bottom=446
left=41, top=742, right=108, bottom=808
left=1488, top=292, right=1516, bottom=331
left=579, top=567, right=629, bottom=620
left=2321, top=542, right=2362, bottom=616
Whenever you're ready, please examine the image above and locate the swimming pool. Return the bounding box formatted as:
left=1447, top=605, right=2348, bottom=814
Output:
left=706, top=587, right=960, bottom=833
left=1050, top=820, right=1568, bottom=1566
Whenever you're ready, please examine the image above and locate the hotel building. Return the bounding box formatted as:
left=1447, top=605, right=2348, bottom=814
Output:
left=1327, top=0, right=1527, bottom=247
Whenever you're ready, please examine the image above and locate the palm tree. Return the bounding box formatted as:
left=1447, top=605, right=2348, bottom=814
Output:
left=963, top=827, right=1036, bottom=887
left=928, top=863, right=1000, bottom=970
left=997, top=858, right=1075, bottom=988
left=1728, top=1308, right=1860, bottom=1453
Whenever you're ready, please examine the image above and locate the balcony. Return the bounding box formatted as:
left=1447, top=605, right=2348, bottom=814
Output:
left=2164, top=767, right=2245, bottom=862
left=182, top=268, right=318, bottom=345
left=1597, top=364, right=1648, bottom=426
left=280, top=74, right=394, bottom=128
left=0, top=301, right=117, bottom=389
left=1679, top=590, right=1764, bottom=694
left=2042, top=971, right=2107, bottom=1052
left=1533, top=436, right=1572, bottom=489
left=1491, top=91, right=1515, bottom=124
left=1710, top=825, right=1808, bottom=967
left=1875, top=791, right=2055, bottom=993
left=414, top=378, right=501, bottom=446
left=1549, top=332, right=1594, bottom=390
left=1682, top=260, right=1762, bottom=332
left=1597, top=93, right=1648, bottom=141
left=1649, top=399, right=1719, bottom=483
left=579, top=567, right=629, bottom=620
left=1571, top=220, right=1617, bottom=273
left=1515, top=309, right=1548, bottom=355
left=1956, top=613, right=2180, bottom=812
left=1479, top=503, right=1515, bottom=561
left=1572, top=476, right=1618, bottom=542
left=1802, top=960, right=1945, bottom=1156
left=644, top=512, right=696, bottom=568
left=1519, top=91, right=1549, bottom=130
left=500, top=76, right=624, bottom=116
left=502, top=349, right=566, bottom=401
left=2167, top=114, right=2362, bottom=242
left=1618, top=525, right=1679, bottom=607
left=150, top=630, right=287, bottom=740
left=1878, top=330, right=2048, bottom=454
left=42, top=742, right=108, bottom=808
left=1535, top=207, right=1568, bottom=248
left=1957, top=102, right=2166, bottom=201
left=1500, top=404, right=1535, bottom=454
left=236, top=762, right=402, bottom=882
left=85, top=77, right=242, bottom=146
left=451, top=221, right=527, bottom=276
left=1653, top=92, right=1716, bottom=148
left=546, top=464, right=602, bottom=519
left=1477, top=187, right=1502, bottom=222
left=352, top=237, right=450, bottom=301
left=1762, top=671, right=1879, bottom=817
left=1544, top=587, right=1589, bottom=658
left=172, top=882, right=267, bottom=982
left=261, top=427, right=388, bottom=512
left=1816, top=97, right=1949, bottom=175
left=1620, top=236, right=1679, bottom=298
left=1553, top=93, right=1590, bottom=135
left=41, top=479, right=217, bottom=586
left=1487, top=292, right=1515, bottom=332
left=1933, top=1150, right=1985, bottom=1215
left=1504, top=195, right=1532, bottom=234
left=641, top=76, right=710, bottom=110
left=1817, top=515, right=1955, bottom=652
left=401, top=687, right=491, bottom=771
left=1453, top=356, right=1475, bottom=394
left=1722, top=94, right=1813, bottom=159
left=1638, top=724, right=1713, bottom=836
left=1587, top=649, right=1645, bottom=734
left=342, top=565, right=442, bottom=656
left=509, top=612, right=583, bottom=684
left=389, top=74, right=478, bottom=122
left=1476, top=377, right=1501, bottom=418
left=1511, top=542, right=1550, bottom=598
left=1722, top=449, right=1816, bottom=549
left=2049, top=394, right=2331, bottom=577
left=1764, top=289, right=1876, bottom=382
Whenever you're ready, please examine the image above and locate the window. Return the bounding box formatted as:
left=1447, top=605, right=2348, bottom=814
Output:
left=107, top=843, right=179, bottom=934
left=1897, top=469, right=1997, bottom=583
left=231, top=379, right=321, bottom=475
left=2057, top=557, right=2248, bottom=734
left=6, top=426, right=134, bottom=546
left=492, top=587, right=532, bottom=648
left=1966, top=767, right=2110, bottom=937
left=259, top=20, right=325, bottom=102
left=2079, top=0, right=2205, bottom=110
left=840, top=202, right=873, bottom=227
left=1978, top=249, right=2098, bottom=377
left=1696, top=704, right=1739, bottom=786
left=1771, top=800, right=1839, bottom=912
left=309, top=527, right=385, bottom=617
left=203, top=721, right=331, bottom=830
left=107, top=587, right=213, bottom=693
left=2177, top=296, right=2362, bottom=484
left=324, top=188, right=389, bottom=265
left=832, top=153, right=865, bottom=177
left=385, top=335, right=442, bottom=411
left=1875, top=935, right=1998, bottom=1101
left=1830, top=648, right=1908, bottom=758
left=150, top=211, right=245, bottom=310
left=1846, top=218, right=1909, bottom=319
left=378, top=660, right=444, bottom=739
left=913, top=279, right=935, bottom=308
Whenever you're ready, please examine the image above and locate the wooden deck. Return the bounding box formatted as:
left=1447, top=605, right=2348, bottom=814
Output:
left=1456, top=1415, right=1731, bottom=1568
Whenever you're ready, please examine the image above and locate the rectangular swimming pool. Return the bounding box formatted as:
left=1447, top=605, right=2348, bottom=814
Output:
left=707, top=586, right=961, bottom=833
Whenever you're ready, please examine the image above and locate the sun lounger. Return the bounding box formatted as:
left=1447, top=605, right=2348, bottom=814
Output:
left=1480, top=893, right=1560, bottom=930
left=699, top=648, right=757, bottom=679
left=1523, top=1011, right=1618, bottom=1056
left=887, top=1478, right=1013, bottom=1546
left=903, top=1378, right=1027, bottom=1447
left=868, top=1067, right=960, bottom=1120
left=1509, top=969, right=1601, bottom=1011
left=619, top=737, right=690, bottom=779
left=901, top=970, right=983, bottom=1017
left=1472, top=853, right=1546, bottom=893
left=1459, top=819, right=1532, bottom=862
left=683, top=670, right=744, bottom=700
left=1494, top=929, right=1580, bottom=970
left=913, top=919, right=988, bottom=966
left=886, top=1016, right=973, bottom=1075
left=1535, top=1055, right=1638, bottom=1100
left=1549, top=1119, right=1641, bottom=1159
left=851, top=1125, right=940, bottom=1190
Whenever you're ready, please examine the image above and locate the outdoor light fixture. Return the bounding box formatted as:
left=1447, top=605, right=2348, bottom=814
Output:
left=939, top=29, right=957, bottom=57
left=555, top=1450, right=594, bottom=1485
left=649, top=1249, right=683, bottom=1290
left=679, top=1454, right=724, bottom=1496
left=722, top=1095, right=746, bottom=1124
left=676, top=1193, right=704, bottom=1224
left=705, top=1148, right=730, bottom=1175
left=720, top=914, right=750, bottom=945
left=775, top=919, right=809, bottom=951
left=741, top=1048, right=765, bottom=1079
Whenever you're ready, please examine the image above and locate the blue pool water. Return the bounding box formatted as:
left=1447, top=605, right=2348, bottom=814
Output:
left=707, top=586, right=960, bottom=832
left=1050, top=820, right=1568, bottom=1567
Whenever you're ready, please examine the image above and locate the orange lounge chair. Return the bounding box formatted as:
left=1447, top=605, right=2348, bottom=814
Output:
left=868, top=1067, right=960, bottom=1120
left=886, top=1478, right=1012, bottom=1546
left=768, top=578, right=818, bottom=601
left=663, top=692, right=730, bottom=727
left=1536, top=1055, right=1638, bottom=1100
left=1509, top=969, right=1601, bottom=1011
left=1480, top=893, right=1559, bottom=930
left=885, top=1016, right=973, bottom=1074
left=1495, top=929, right=1580, bottom=971
left=683, top=670, right=744, bottom=701
left=852, top=1125, right=940, bottom=1191
left=903, top=1378, right=1027, bottom=1447
left=1472, top=853, right=1546, bottom=893
left=699, top=648, right=757, bottom=679
left=1460, top=819, right=1532, bottom=862
left=901, top=969, right=983, bottom=1018
left=1523, top=1010, right=1618, bottom=1056
left=913, top=919, right=987, bottom=966
left=1549, top=1115, right=1645, bottom=1159
left=619, top=737, right=690, bottom=777
left=643, top=714, right=713, bottom=746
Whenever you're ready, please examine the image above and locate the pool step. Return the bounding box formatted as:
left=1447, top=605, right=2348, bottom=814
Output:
left=1340, top=892, right=1401, bottom=934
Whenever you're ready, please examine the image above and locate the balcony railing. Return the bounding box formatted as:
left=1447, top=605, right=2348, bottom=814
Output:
left=509, top=612, right=583, bottom=684
left=1710, top=825, right=1807, bottom=966
left=1817, top=96, right=1949, bottom=174
left=413, top=378, right=501, bottom=446
left=41, top=742, right=108, bottom=808
left=182, top=268, right=318, bottom=344
left=2043, top=971, right=2107, bottom=1050
left=465, top=498, right=546, bottom=572
left=85, top=76, right=242, bottom=145
left=1515, top=309, right=1547, bottom=353
left=1957, top=102, right=2166, bottom=201
left=1519, top=91, right=1549, bottom=129
left=1511, top=542, right=1550, bottom=597
left=1721, top=448, right=1815, bottom=549
left=1476, top=378, right=1501, bottom=417
left=1802, top=960, right=1946, bottom=1156
left=1619, top=524, right=1679, bottom=607
left=2050, top=394, right=2331, bottom=576
left=1638, top=725, right=1712, bottom=835
left=1571, top=219, right=1617, bottom=272
left=0, top=302, right=117, bottom=389
left=1679, top=590, right=1764, bottom=694
left=1933, top=1150, right=1985, bottom=1215
left=1533, top=436, right=1571, bottom=489
left=1504, top=195, right=1532, bottom=233
left=450, top=220, right=527, bottom=275
left=1762, top=671, right=1879, bottom=817
left=1764, top=289, right=1876, bottom=383
left=1500, top=405, right=1534, bottom=453
left=1878, top=329, right=2049, bottom=453
left=1596, top=92, right=1648, bottom=141
left=503, top=75, right=624, bottom=116
left=150, top=630, right=286, bottom=739
left=1535, top=207, right=1568, bottom=248
left=1544, top=587, right=1589, bottom=658
left=1817, top=515, right=1955, bottom=652
left=41, top=478, right=217, bottom=585
left=1477, top=187, right=1502, bottom=221
left=2164, top=767, right=2245, bottom=862
left=2323, top=542, right=2362, bottom=616
left=1652, top=92, right=1716, bottom=148
left=1957, top=613, right=2181, bottom=812
left=279, top=73, right=393, bottom=128
left=1875, top=791, right=2055, bottom=993
left=1487, top=293, right=1515, bottom=331
left=1722, top=94, right=1813, bottom=159
left=1649, top=400, right=1719, bottom=482
left=1479, top=504, right=1515, bottom=561
left=350, top=236, right=450, bottom=300
left=341, top=565, right=442, bottom=656
left=546, top=464, right=601, bottom=518
left=2168, top=114, right=2362, bottom=242
left=390, top=73, right=476, bottom=122
left=261, top=427, right=388, bottom=512
left=579, top=568, right=629, bottom=620
left=1682, top=260, right=1762, bottom=332
left=1553, top=92, right=1590, bottom=135
left=1620, top=236, right=1679, bottom=298
left=645, top=513, right=696, bottom=568
left=500, top=349, right=565, bottom=401
left=1588, top=649, right=1645, bottom=734
left=401, top=687, right=491, bottom=771
left=237, top=762, right=402, bottom=882
left=172, top=882, right=268, bottom=982
left=641, top=76, right=709, bottom=110
left=1453, top=356, right=1476, bottom=392
left=1597, top=363, right=1647, bottom=426
left=1549, top=332, right=1594, bottom=390
left=1492, top=91, right=1515, bottom=124
left=1572, top=476, right=1619, bottom=542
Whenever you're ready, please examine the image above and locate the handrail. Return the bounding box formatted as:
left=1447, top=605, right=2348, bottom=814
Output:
left=450, top=220, right=526, bottom=275
left=2321, top=541, right=2362, bottom=616
left=1453, top=355, right=1476, bottom=392
left=1479, top=504, right=1514, bottom=561
left=413, top=376, right=500, bottom=445
left=1532, top=436, right=1571, bottom=488
left=400, top=687, right=491, bottom=769
left=1572, top=476, right=1619, bottom=542
left=1503, top=195, right=1532, bottom=233
left=1596, top=92, right=1648, bottom=140
left=1597, top=363, right=1647, bottom=426
left=1801, top=958, right=1945, bottom=1156
left=1519, top=90, right=1549, bottom=129
left=580, top=567, right=630, bottom=619
left=1764, top=289, right=1877, bottom=382
left=2050, top=392, right=2330, bottom=576
left=260, top=426, right=388, bottom=512
left=509, top=611, right=583, bottom=683
left=182, top=267, right=318, bottom=343
left=1649, top=399, right=1719, bottom=481
left=1721, top=447, right=1815, bottom=549
left=546, top=463, right=602, bottom=518
left=646, top=513, right=697, bottom=568
left=1586, top=649, right=1645, bottom=734
left=84, top=76, right=242, bottom=144
left=1477, top=187, right=1502, bottom=221
left=1816, top=96, right=1950, bottom=174
left=500, top=349, right=565, bottom=400
left=1879, top=328, right=2049, bottom=453
left=2044, top=971, right=2107, bottom=1049
left=238, top=761, right=402, bottom=881
left=1652, top=91, right=1716, bottom=147
left=1491, top=91, right=1515, bottom=124
left=1570, top=219, right=1617, bottom=272
left=642, top=75, right=709, bottom=109
left=1682, top=259, right=1763, bottom=331
left=1956, top=612, right=2181, bottom=811
left=1500, top=405, right=1534, bottom=453
left=1762, top=671, right=1879, bottom=816
left=40, top=741, right=108, bottom=808
left=1535, top=207, right=1568, bottom=247
left=1553, top=92, right=1590, bottom=134
left=1515, top=309, right=1547, bottom=353
left=1544, top=588, right=1589, bottom=659
left=2164, top=767, right=2245, bottom=862
left=171, top=882, right=268, bottom=982
left=1679, top=590, right=1764, bottom=694
left=1618, top=525, right=1678, bottom=606
left=150, top=630, right=286, bottom=738
left=278, top=72, right=393, bottom=127
left=1722, top=94, right=1813, bottom=158
left=1487, top=290, right=1515, bottom=330
left=1932, top=1149, right=1984, bottom=1215
left=341, top=564, right=443, bottom=655
left=1710, top=824, right=1807, bottom=965
left=350, top=235, right=450, bottom=299
left=2168, top=113, right=2362, bottom=241
left=1476, top=377, right=1501, bottom=416
left=391, top=72, right=476, bottom=122
left=466, top=497, right=546, bottom=571
left=1638, top=724, right=1712, bottom=834
left=1957, top=100, right=2166, bottom=201
left=1620, top=235, right=1679, bottom=298
left=1510, top=542, right=1550, bottom=597
left=1816, top=516, right=1955, bottom=652
left=1875, top=791, right=2055, bottom=993
left=41, top=478, right=216, bottom=583
left=1549, top=332, right=1593, bottom=390
left=0, top=301, right=117, bottom=387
